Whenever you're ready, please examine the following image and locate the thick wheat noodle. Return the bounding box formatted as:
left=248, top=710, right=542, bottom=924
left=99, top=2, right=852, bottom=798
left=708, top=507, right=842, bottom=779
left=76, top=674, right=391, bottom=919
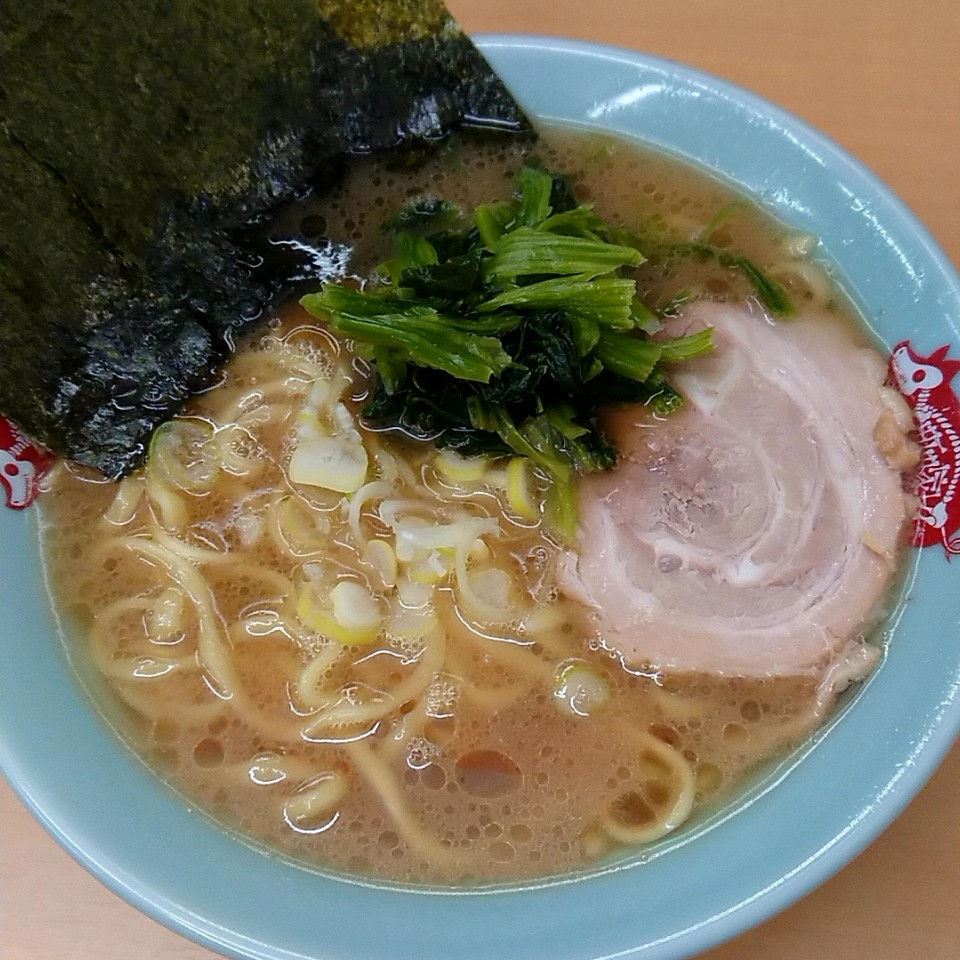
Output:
left=85, top=591, right=219, bottom=725
left=439, top=632, right=536, bottom=712
left=264, top=493, right=333, bottom=559
left=122, top=537, right=304, bottom=745
left=344, top=737, right=459, bottom=866
left=145, top=524, right=232, bottom=564
left=453, top=538, right=522, bottom=625
left=199, top=383, right=262, bottom=426
left=450, top=618, right=556, bottom=687
left=104, top=475, right=146, bottom=525
left=150, top=527, right=296, bottom=602
left=144, top=525, right=298, bottom=637
left=105, top=569, right=315, bottom=745
left=282, top=772, right=350, bottom=831
left=201, top=471, right=274, bottom=511
left=292, top=640, right=347, bottom=706
left=214, top=376, right=307, bottom=427
left=378, top=695, right=432, bottom=761
left=380, top=697, right=430, bottom=759
left=98, top=652, right=198, bottom=682
left=299, top=627, right=446, bottom=735
left=86, top=594, right=176, bottom=692
left=599, top=730, right=697, bottom=844
left=83, top=330, right=582, bottom=870
left=236, top=401, right=294, bottom=435
left=454, top=675, right=533, bottom=712
left=145, top=476, right=189, bottom=531
left=111, top=678, right=227, bottom=726
left=518, top=604, right=579, bottom=657
left=124, top=537, right=240, bottom=691
left=355, top=430, right=422, bottom=489
left=521, top=628, right=577, bottom=661
left=348, top=480, right=395, bottom=546
left=225, top=752, right=327, bottom=787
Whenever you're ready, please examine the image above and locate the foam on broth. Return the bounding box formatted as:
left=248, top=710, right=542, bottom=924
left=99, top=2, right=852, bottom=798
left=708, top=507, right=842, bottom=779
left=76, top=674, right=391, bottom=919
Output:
left=39, top=128, right=897, bottom=884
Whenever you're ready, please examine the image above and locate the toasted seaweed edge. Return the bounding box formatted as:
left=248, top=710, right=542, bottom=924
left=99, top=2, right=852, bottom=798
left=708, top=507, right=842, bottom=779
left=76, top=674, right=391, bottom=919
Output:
left=0, top=0, right=531, bottom=476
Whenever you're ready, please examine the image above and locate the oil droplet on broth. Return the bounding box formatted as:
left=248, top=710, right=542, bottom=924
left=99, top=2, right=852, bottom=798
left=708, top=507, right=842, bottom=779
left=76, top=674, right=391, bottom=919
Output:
left=454, top=750, right=523, bottom=798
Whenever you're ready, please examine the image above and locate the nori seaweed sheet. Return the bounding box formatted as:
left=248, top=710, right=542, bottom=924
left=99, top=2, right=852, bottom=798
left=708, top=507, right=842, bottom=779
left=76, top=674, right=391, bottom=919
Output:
left=0, top=0, right=530, bottom=476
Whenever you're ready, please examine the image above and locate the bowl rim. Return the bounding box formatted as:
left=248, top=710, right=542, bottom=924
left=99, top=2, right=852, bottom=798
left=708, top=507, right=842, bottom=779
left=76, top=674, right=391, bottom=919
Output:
left=2, top=34, right=960, bottom=960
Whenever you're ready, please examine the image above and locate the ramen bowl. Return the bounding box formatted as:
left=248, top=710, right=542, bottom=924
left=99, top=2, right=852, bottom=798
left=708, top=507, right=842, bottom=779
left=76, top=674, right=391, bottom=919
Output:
left=2, top=36, right=960, bottom=960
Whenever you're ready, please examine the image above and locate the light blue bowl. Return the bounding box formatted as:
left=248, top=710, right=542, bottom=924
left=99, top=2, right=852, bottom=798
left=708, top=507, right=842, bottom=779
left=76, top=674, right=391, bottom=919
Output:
left=2, top=36, right=960, bottom=960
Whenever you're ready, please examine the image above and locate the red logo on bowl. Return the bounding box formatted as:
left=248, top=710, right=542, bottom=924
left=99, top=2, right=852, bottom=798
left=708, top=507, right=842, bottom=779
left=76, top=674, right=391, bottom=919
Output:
left=890, top=341, right=960, bottom=556
left=0, top=416, right=52, bottom=510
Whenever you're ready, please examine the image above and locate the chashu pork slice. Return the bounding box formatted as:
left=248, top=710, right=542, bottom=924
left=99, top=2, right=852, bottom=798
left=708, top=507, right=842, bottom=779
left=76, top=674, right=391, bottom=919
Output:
left=559, top=300, right=912, bottom=678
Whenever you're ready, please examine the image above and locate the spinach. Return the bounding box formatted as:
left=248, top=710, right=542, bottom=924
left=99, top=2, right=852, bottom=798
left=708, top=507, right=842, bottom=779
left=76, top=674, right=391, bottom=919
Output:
left=652, top=241, right=795, bottom=317
left=301, top=165, right=721, bottom=541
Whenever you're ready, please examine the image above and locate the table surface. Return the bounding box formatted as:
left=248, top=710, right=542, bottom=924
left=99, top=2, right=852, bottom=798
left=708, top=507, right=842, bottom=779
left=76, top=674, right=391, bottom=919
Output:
left=3, top=2, right=959, bottom=958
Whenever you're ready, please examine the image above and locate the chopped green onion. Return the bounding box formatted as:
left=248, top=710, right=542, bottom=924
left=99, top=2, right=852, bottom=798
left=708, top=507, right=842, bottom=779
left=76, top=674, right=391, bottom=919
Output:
left=148, top=418, right=219, bottom=494
left=553, top=659, right=610, bottom=718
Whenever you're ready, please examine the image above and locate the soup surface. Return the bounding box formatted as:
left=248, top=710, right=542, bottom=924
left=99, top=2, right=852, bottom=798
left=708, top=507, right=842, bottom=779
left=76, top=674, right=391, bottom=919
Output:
left=40, top=130, right=909, bottom=884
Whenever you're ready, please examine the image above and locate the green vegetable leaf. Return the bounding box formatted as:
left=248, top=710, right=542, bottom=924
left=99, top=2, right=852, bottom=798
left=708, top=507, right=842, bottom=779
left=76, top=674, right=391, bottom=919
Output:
left=658, top=241, right=794, bottom=317
left=475, top=201, right=514, bottom=248
left=377, top=233, right=438, bottom=285
left=658, top=327, right=715, bottom=362
left=539, top=205, right=609, bottom=240
left=300, top=163, right=725, bottom=541
left=716, top=252, right=794, bottom=317
left=484, top=228, right=642, bottom=281
left=301, top=289, right=512, bottom=383
left=478, top=274, right=637, bottom=329
left=514, top=166, right=555, bottom=227
left=400, top=250, right=483, bottom=299
left=594, top=331, right=662, bottom=382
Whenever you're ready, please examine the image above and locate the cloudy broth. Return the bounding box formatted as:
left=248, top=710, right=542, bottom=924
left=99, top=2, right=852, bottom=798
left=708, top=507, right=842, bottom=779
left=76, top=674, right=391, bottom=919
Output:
left=39, top=128, right=896, bottom=884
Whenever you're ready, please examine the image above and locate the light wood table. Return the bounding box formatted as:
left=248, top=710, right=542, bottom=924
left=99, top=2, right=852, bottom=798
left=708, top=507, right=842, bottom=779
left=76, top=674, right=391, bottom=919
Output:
left=3, top=2, right=959, bottom=958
